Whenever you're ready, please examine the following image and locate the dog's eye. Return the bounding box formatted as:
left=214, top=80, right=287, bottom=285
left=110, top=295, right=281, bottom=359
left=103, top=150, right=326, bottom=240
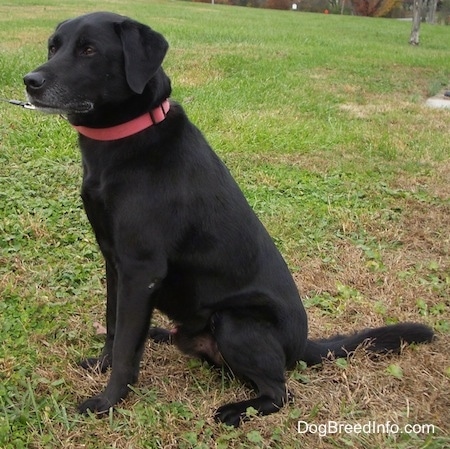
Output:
left=81, top=46, right=96, bottom=56
left=48, top=45, right=57, bottom=57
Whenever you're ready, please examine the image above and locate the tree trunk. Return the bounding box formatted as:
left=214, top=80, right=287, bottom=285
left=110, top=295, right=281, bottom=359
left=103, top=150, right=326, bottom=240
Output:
left=409, top=0, right=423, bottom=45
left=427, top=0, right=438, bottom=23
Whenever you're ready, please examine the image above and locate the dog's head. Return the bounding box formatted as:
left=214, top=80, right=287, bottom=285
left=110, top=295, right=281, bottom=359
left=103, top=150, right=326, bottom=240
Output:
left=24, top=12, right=170, bottom=117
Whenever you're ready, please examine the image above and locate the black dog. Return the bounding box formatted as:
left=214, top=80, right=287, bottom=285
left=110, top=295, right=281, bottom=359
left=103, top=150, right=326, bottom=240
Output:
left=24, top=12, right=433, bottom=426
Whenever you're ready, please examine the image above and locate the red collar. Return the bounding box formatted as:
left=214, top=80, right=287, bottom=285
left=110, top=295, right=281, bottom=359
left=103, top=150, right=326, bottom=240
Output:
left=73, top=99, right=170, bottom=141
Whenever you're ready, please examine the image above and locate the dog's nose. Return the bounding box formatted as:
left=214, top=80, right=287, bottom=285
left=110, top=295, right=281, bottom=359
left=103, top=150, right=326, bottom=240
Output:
left=23, top=72, right=46, bottom=90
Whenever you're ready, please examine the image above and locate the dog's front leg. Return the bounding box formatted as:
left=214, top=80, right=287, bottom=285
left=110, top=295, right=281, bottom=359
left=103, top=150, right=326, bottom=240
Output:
left=79, top=260, right=117, bottom=373
left=78, top=260, right=162, bottom=414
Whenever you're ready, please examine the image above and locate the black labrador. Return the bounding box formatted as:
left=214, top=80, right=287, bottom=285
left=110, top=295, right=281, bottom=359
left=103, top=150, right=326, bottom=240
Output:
left=24, top=12, right=433, bottom=426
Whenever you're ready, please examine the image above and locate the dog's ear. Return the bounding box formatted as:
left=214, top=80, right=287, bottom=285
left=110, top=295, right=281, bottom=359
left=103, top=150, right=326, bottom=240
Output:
left=116, top=20, right=169, bottom=94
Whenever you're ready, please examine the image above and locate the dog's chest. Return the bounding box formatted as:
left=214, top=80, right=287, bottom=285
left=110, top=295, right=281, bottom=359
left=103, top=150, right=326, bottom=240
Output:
left=80, top=146, right=117, bottom=204
left=79, top=153, right=115, bottom=241
left=81, top=163, right=106, bottom=209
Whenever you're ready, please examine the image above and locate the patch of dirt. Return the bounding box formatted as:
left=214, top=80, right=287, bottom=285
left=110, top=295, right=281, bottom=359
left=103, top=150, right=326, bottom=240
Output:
left=339, top=100, right=413, bottom=120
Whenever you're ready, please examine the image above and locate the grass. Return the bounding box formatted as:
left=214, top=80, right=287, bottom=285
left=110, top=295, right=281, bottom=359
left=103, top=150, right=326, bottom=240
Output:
left=0, top=0, right=449, bottom=447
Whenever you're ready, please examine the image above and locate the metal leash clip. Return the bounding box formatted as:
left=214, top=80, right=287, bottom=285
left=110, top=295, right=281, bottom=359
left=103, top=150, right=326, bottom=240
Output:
left=6, top=99, right=36, bottom=109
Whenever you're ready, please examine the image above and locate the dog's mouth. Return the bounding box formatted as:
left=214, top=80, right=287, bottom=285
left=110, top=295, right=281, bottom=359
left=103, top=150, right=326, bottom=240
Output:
left=27, top=96, right=94, bottom=114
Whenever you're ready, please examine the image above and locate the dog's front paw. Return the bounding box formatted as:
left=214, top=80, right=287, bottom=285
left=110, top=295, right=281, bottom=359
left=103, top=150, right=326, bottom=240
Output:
left=79, top=356, right=112, bottom=373
left=214, top=403, right=245, bottom=427
left=78, top=395, right=113, bottom=415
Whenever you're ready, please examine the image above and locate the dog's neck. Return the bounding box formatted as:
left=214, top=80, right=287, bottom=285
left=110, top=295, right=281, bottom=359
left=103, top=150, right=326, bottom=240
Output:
left=72, top=99, right=170, bottom=141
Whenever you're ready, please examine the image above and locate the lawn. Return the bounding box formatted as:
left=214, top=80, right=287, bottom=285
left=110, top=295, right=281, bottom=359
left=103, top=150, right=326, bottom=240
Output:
left=0, top=0, right=449, bottom=448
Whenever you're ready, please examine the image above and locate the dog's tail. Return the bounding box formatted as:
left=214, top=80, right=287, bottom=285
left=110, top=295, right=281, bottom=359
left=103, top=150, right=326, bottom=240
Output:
left=302, top=322, right=434, bottom=366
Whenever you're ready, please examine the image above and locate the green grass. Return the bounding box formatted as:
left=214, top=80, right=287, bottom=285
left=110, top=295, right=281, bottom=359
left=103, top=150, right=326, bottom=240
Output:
left=1, top=1, right=449, bottom=448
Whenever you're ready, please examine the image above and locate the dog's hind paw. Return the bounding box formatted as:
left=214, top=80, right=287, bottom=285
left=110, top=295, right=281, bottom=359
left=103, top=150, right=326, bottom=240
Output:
left=214, top=394, right=287, bottom=426
left=148, top=327, right=173, bottom=343
left=214, top=403, right=246, bottom=427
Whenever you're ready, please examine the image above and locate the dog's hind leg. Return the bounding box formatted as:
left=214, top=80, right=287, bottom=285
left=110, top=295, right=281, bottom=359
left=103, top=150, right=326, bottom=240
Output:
left=211, top=310, right=289, bottom=427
